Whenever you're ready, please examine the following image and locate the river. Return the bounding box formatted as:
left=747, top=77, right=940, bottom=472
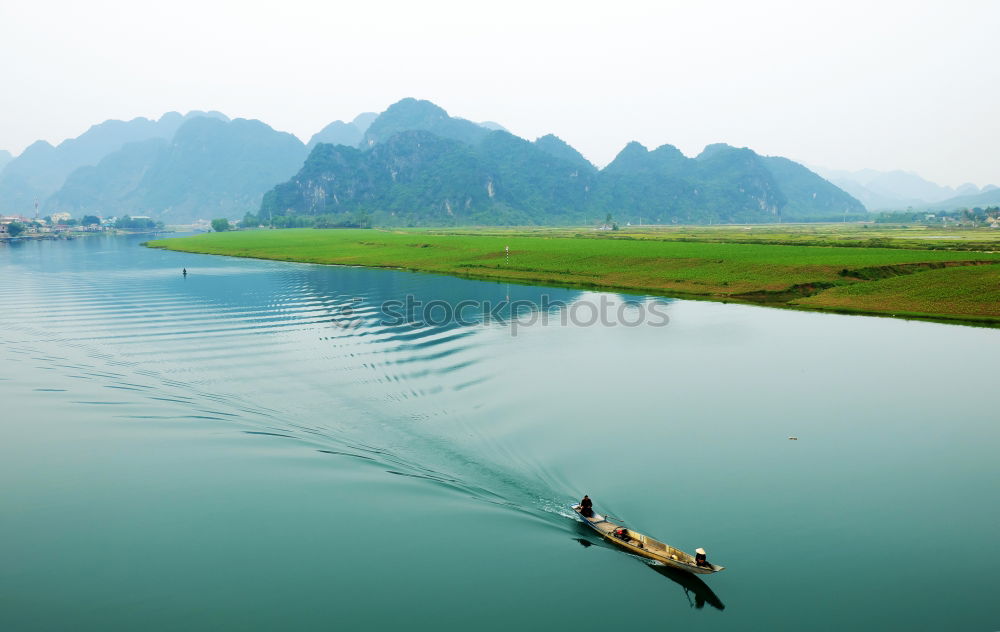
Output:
left=1, top=234, right=997, bottom=630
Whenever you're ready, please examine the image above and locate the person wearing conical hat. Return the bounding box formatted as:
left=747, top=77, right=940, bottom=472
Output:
left=695, top=547, right=710, bottom=567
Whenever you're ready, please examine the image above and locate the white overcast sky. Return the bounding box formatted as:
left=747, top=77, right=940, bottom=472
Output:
left=1, top=0, right=997, bottom=187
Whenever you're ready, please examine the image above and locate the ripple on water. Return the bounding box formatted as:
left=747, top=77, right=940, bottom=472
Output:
left=0, top=239, right=579, bottom=532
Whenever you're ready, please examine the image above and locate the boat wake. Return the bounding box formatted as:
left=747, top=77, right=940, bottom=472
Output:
left=0, top=247, right=580, bottom=530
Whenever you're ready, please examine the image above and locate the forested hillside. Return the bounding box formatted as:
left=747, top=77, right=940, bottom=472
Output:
left=260, top=99, right=864, bottom=226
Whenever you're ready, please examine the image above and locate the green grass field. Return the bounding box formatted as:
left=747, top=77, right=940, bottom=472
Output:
left=147, top=226, right=1000, bottom=325
left=793, top=265, right=1000, bottom=319
left=418, top=223, right=1000, bottom=251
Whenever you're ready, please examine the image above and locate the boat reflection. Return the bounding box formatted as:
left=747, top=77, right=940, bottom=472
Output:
left=646, top=561, right=726, bottom=611
left=572, top=536, right=726, bottom=611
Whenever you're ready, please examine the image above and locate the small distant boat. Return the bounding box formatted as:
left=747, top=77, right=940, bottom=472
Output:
left=572, top=504, right=724, bottom=575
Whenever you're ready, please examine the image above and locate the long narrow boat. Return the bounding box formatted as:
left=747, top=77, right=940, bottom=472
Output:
left=572, top=504, right=724, bottom=575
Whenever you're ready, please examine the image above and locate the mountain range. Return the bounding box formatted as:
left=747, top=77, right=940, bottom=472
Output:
left=5, top=98, right=990, bottom=225
left=306, top=112, right=378, bottom=152
left=917, top=187, right=1000, bottom=211
left=46, top=117, right=307, bottom=223
left=814, top=166, right=998, bottom=211
left=0, top=111, right=228, bottom=214
left=261, top=98, right=864, bottom=226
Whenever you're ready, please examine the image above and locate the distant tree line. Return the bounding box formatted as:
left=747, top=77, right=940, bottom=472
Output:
left=242, top=211, right=371, bottom=229
left=114, top=215, right=163, bottom=231
left=874, top=206, right=999, bottom=226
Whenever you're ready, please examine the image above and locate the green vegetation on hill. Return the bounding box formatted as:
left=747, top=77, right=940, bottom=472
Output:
left=533, top=134, right=596, bottom=171
left=760, top=156, right=864, bottom=220
left=261, top=99, right=865, bottom=227
left=147, top=226, right=1000, bottom=324
left=362, top=98, right=491, bottom=147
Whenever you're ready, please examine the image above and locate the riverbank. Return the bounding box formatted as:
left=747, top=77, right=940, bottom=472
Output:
left=146, top=227, right=1000, bottom=324
left=1, top=229, right=170, bottom=242
left=0, top=232, right=97, bottom=242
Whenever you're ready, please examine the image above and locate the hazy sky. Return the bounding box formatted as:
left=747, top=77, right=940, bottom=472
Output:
left=2, top=0, right=997, bottom=187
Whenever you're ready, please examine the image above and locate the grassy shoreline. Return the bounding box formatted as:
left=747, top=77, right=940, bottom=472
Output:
left=146, top=227, right=1000, bottom=326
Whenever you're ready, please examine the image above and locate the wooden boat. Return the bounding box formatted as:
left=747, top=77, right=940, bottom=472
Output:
left=572, top=504, right=724, bottom=575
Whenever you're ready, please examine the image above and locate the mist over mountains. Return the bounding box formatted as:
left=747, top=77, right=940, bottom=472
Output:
left=0, top=98, right=988, bottom=225
left=306, top=112, right=377, bottom=152
left=921, top=186, right=1000, bottom=210
left=47, top=117, right=306, bottom=223
left=0, top=111, right=228, bottom=213
left=814, top=166, right=997, bottom=211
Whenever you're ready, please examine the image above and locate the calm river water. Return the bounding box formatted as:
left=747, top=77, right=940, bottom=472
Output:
left=1, top=234, right=997, bottom=631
